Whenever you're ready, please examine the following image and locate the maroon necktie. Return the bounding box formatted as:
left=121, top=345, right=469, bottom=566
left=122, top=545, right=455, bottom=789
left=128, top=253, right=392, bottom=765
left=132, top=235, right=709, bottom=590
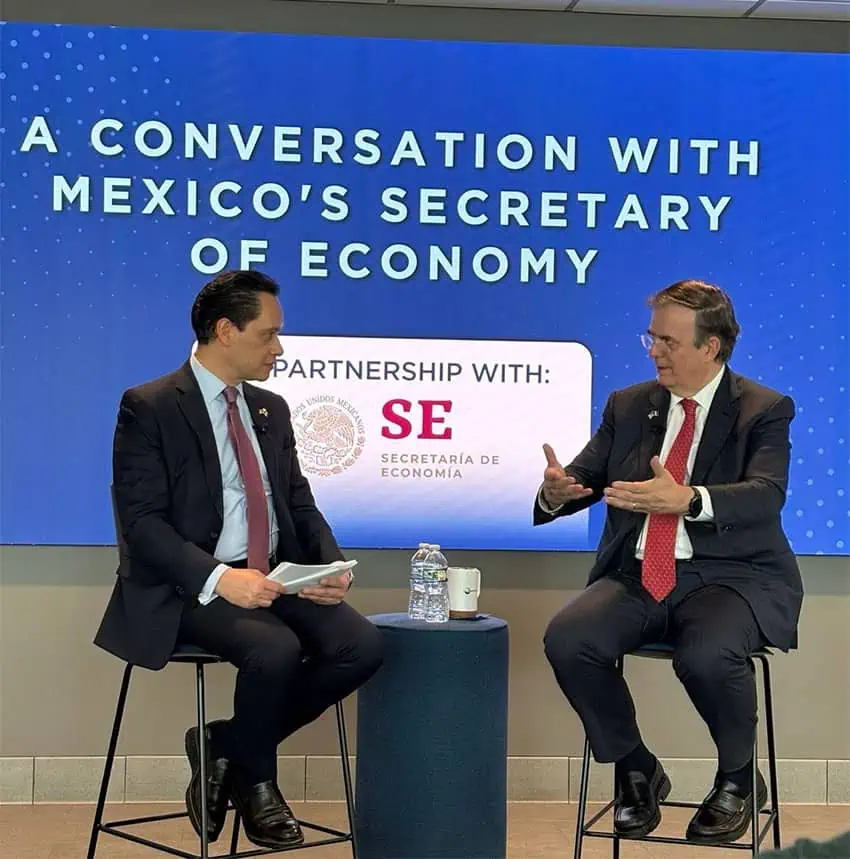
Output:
left=641, top=398, right=697, bottom=601
left=223, top=386, right=270, bottom=574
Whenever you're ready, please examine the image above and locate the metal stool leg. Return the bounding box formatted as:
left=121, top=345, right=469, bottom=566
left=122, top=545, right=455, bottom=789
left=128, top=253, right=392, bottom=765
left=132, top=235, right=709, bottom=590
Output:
left=229, top=812, right=242, bottom=855
left=336, top=701, right=358, bottom=858
left=195, top=662, right=210, bottom=859
left=612, top=657, right=624, bottom=859
left=758, top=655, right=781, bottom=850
left=612, top=763, right=620, bottom=859
left=86, top=663, right=133, bottom=859
left=751, top=671, right=760, bottom=859
left=573, top=736, right=591, bottom=859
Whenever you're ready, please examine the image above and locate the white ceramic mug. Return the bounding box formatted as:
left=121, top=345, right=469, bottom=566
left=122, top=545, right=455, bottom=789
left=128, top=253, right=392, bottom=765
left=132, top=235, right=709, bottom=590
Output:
left=447, top=567, right=481, bottom=619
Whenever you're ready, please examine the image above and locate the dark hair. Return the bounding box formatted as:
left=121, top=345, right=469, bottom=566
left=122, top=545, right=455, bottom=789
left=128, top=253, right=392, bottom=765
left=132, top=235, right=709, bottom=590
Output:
left=191, top=270, right=280, bottom=344
left=649, top=279, right=740, bottom=363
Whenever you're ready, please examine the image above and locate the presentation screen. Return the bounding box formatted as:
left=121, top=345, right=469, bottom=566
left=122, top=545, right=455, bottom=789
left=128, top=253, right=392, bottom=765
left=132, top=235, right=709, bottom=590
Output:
left=0, top=22, right=847, bottom=553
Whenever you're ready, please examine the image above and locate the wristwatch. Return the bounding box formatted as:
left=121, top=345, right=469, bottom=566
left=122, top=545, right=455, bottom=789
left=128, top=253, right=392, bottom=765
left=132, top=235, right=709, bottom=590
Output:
left=687, top=487, right=703, bottom=518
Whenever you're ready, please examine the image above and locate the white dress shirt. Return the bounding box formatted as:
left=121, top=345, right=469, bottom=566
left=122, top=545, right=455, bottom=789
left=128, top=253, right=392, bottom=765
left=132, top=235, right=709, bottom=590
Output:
left=190, top=355, right=279, bottom=605
left=541, top=365, right=725, bottom=560
left=634, top=367, right=722, bottom=559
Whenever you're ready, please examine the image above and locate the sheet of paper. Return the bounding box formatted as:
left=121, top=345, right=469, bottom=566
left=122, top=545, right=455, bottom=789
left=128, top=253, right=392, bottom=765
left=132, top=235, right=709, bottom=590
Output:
left=268, top=559, right=358, bottom=593
left=204, top=559, right=358, bottom=603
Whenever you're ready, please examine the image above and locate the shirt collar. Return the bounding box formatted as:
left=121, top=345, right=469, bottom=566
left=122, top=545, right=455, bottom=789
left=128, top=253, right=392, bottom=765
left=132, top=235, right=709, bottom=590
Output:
left=670, top=364, right=726, bottom=413
left=190, top=353, right=243, bottom=406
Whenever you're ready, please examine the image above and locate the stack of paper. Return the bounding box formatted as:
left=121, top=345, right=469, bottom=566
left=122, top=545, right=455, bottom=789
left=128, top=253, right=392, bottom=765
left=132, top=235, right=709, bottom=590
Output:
left=268, top=559, right=358, bottom=593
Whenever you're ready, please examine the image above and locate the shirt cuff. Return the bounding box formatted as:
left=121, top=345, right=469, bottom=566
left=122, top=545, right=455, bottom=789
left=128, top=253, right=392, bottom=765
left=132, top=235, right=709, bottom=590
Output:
left=538, top=485, right=564, bottom=514
left=685, top=486, right=714, bottom=523
left=197, top=563, right=229, bottom=605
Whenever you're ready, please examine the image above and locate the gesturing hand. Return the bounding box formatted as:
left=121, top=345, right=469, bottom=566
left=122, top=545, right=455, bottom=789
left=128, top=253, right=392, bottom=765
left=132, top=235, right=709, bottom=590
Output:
left=541, top=443, right=593, bottom=507
left=603, top=456, right=694, bottom=515
left=215, top=568, right=286, bottom=609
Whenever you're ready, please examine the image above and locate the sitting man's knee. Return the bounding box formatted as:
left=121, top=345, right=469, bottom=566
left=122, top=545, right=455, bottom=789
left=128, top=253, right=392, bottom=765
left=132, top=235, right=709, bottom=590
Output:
left=673, top=643, right=741, bottom=685
left=543, top=614, right=585, bottom=671
left=328, top=619, right=383, bottom=687
left=355, top=621, right=384, bottom=679
left=244, top=640, right=302, bottom=682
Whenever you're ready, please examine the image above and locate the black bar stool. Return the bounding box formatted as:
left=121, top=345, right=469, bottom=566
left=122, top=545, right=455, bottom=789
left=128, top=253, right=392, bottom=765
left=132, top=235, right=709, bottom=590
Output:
left=572, top=642, right=781, bottom=858
left=86, top=645, right=357, bottom=859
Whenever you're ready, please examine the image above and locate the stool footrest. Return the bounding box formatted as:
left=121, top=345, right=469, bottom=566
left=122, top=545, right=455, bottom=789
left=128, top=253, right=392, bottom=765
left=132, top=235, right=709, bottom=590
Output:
left=98, top=814, right=352, bottom=859
left=581, top=808, right=779, bottom=852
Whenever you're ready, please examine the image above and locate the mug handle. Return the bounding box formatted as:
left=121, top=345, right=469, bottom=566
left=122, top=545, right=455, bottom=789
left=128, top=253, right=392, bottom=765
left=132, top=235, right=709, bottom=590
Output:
left=473, top=568, right=481, bottom=596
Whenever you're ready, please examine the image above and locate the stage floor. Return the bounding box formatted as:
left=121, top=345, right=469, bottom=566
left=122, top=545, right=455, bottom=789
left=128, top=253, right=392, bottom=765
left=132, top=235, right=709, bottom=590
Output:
left=0, top=801, right=847, bottom=858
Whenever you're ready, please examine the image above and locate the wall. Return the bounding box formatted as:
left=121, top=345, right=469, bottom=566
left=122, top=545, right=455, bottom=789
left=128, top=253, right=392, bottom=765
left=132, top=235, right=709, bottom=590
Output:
left=1, top=0, right=848, bottom=805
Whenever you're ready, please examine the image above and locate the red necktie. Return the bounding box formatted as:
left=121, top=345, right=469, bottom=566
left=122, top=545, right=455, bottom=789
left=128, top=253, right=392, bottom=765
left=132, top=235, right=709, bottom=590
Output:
left=223, top=386, right=270, bottom=574
left=641, top=398, right=697, bottom=602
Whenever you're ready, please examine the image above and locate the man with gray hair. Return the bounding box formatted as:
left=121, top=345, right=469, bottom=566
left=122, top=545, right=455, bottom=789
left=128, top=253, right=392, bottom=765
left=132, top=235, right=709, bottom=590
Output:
left=536, top=280, right=803, bottom=846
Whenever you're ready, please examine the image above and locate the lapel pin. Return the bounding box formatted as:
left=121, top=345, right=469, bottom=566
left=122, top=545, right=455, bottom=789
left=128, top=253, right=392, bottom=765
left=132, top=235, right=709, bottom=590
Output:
left=258, top=408, right=269, bottom=417
left=648, top=409, right=659, bottom=419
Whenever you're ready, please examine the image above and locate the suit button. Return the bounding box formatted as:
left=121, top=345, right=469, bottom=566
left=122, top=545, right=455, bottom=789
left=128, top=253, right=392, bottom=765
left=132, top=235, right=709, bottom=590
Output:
left=210, top=530, right=220, bottom=540
left=176, top=586, right=185, bottom=596
left=722, top=524, right=734, bottom=532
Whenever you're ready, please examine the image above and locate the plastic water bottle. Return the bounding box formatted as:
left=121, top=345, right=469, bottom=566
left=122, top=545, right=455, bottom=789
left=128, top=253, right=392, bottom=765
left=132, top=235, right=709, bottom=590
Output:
left=408, top=543, right=430, bottom=620
left=423, top=544, right=449, bottom=624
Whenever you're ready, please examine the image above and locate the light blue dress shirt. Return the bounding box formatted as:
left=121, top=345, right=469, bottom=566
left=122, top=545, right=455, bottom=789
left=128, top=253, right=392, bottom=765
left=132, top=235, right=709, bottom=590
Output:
left=190, top=355, right=279, bottom=605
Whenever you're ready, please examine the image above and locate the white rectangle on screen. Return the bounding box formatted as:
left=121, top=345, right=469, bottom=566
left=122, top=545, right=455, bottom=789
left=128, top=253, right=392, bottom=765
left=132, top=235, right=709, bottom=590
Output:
left=255, top=335, right=593, bottom=550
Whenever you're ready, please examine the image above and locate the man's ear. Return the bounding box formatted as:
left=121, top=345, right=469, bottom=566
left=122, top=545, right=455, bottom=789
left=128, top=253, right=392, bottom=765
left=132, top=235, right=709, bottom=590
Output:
left=704, top=335, right=721, bottom=361
left=214, top=317, right=234, bottom=344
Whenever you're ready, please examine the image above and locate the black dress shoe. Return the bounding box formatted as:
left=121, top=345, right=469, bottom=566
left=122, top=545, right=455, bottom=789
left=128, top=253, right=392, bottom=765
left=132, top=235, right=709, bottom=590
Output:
left=686, top=769, right=768, bottom=844
left=613, top=760, right=672, bottom=839
left=184, top=721, right=231, bottom=843
left=231, top=780, right=304, bottom=849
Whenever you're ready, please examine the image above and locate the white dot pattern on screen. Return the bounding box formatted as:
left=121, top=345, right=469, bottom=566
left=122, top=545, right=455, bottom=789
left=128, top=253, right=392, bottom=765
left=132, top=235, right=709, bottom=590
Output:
left=0, top=22, right=847, bottom=552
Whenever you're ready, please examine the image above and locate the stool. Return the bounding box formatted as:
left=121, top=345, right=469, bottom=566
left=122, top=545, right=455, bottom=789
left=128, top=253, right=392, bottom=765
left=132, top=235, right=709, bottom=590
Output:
left=86, top=645, right=357, bottom=859
left=573, top=642, right=781, bottom=858
left=355, top=613, right=509, bottom=859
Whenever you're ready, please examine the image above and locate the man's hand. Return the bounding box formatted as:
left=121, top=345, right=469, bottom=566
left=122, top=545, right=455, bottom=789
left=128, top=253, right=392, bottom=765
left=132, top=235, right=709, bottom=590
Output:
left=603, top=456, right=693, bottom=515
left=215, top=568, right=286, bottom=609
left=299, top=571, right=352, bottom=606
left=541, top=443, right=593, bottom=507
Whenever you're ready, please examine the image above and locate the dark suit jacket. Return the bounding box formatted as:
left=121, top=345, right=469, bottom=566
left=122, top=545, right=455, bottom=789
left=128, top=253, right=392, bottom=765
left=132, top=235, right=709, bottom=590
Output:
left=94, top=361, right=344, bottom=670
left=534, top=367, right=804, bottom=651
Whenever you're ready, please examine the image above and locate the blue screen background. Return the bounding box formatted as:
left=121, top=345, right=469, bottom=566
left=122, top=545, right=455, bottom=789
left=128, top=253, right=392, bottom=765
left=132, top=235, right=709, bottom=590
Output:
left=0, top=22, right=847, bottom=553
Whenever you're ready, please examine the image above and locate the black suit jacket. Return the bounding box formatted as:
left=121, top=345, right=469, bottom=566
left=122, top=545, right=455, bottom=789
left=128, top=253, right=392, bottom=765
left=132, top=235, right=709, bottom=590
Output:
left=94, top=361, right=344, bottom=670
left=534, top=367, right=804, bottom=651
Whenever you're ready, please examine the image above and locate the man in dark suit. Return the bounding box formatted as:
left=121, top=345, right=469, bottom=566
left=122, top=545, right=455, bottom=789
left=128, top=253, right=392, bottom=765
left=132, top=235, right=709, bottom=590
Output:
left=94, top=270, right=383, bottom=850
left=536, top=280, right=803, bottom=845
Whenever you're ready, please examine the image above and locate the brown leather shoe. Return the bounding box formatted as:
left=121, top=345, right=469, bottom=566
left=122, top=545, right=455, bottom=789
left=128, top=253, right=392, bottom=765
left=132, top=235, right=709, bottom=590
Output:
left=231, top=780, right=304, bottom=849
left=613, top=760, right=671, bottom=839
left=686, top=769, right=767, bottom=844
left=184, top=721, right=231, bottom=843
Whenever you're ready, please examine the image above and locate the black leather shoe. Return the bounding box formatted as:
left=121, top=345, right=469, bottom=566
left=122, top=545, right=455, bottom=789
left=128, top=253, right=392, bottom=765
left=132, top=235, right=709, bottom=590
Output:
left=613, top=760, right=671, bottom=839
left=184, top=721, right=231, bottom=843
left=231, top=780, right=304, bottom=849
left=686, top=769, right=768, bottom=844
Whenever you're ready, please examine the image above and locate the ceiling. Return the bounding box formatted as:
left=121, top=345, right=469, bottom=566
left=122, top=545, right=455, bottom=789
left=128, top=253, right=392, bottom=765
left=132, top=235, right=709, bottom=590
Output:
left=335, top=0, right=850, bottom=21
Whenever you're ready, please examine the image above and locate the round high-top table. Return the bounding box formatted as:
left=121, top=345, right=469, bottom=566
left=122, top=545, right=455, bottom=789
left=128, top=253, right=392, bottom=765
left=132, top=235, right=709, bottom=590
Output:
left=354, top=612, right=509, bottom=859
